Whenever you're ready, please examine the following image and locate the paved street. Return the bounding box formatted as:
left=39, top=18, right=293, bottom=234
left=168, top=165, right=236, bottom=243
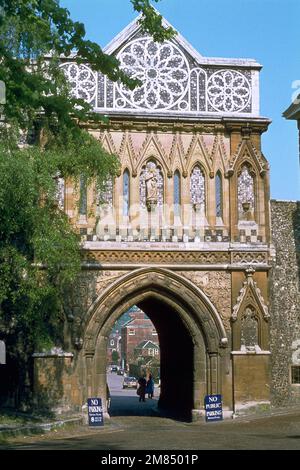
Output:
left=107, top=373, right=159, bottom=417
left=1, top=375, right=300, bottom=450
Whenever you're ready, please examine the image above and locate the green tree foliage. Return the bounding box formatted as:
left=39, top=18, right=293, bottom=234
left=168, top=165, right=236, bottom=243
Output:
left=111, top=350, right=120, bottom=365
left=0, top=0, right=174, bottom=405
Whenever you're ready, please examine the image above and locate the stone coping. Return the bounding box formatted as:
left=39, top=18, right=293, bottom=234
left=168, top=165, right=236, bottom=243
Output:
left=32, top=352, right=74, bottom=358
left=231, top=350, right=271, bottom=355
left=83, top=241, right=269, bottom=251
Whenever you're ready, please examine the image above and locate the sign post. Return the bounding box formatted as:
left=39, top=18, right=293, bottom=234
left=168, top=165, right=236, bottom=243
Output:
left=87, top=398, right=104, bottom=427
left=204, top=394, right=223, bottom=422
left=0, top=341, right=5, bottom=365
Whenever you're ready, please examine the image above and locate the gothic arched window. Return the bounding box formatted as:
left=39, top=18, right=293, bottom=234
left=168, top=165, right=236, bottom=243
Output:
left=140, top=160, right=164, bottom=209
left=190, top=165, right=205, bottom=211
left=215, top=171, right=223, bottom=218
left=97, top=176, right=113, bottom=209
left=79, top=175, right=87, bottom=216
left=174, top=170, right=181, bottom=216
left=123, top=169, right=130, bottom=216
left=55, top=175, right=65, bottom=210
left=238, top=165, right=255, bottom=217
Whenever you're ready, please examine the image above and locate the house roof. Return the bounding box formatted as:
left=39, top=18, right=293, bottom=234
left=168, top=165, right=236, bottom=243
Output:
left=123, top=318, right=153, bottom=329
left=283, top=95, right=300, bottom=120
left=135, top=340, right=159, bottom=350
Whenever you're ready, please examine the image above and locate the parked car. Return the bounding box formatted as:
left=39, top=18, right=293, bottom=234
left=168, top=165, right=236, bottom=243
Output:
left=122, top=376, right=137, bottom=389
left=110, top=365, right=119, bottom=373
left=117, top=368, right=125, bottom=376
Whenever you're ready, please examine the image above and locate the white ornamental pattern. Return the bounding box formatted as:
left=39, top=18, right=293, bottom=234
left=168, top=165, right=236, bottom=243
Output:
left=190, top=166, right=205, bottom=207
left=60, top=63, right=96, bottom=104
left=116, top=38, right=189, bottom=110
left=207, top=70, right=251, bottom=112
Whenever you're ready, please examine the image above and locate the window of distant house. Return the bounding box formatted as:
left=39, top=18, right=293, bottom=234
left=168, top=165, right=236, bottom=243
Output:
left=155, top=349, right=159, bottom=355
left=110, top=340, right=114, bottom=346
left=152, top=329, right=157, bottom=335
left=128, top=328, right=135, bottom=335
left=149, top=349, right=154, bottom=356
left=291, top=366, right=300, bottom=384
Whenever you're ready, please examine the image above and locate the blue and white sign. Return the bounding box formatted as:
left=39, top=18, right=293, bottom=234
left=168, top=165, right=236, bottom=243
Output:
left=204, top=394, right=223, bottom=422
left=87, top=398, right=104, bottom=426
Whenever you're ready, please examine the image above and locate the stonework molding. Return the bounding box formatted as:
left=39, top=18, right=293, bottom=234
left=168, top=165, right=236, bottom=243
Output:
left=82, top=267, right=228, bottom=355
left=178, top=271, right=232, bottom=330
left=227, top=139, right=267, bottom=176
left=84, top=250, right=230, bottom=265
left=232, top=271, right=269, bottom=322
left=231, top=251, right=268, bottom=265
left=231, top=269, right=269, bottom=351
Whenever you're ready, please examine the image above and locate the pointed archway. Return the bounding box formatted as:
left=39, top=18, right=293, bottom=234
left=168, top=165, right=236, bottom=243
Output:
left=81, top=268, right=228, bottom=420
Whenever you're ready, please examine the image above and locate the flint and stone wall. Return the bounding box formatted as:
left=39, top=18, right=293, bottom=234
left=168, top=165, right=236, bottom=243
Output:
left=270, top=200, right=300, bottom=404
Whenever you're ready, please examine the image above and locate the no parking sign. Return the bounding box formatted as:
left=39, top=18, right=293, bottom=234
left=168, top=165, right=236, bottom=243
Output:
left=87, top=398, right=104, bottom=426
left=204, top=394, right=223, bottom=422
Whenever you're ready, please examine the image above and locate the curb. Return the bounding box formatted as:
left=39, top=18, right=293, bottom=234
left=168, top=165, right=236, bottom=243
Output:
left=0, top=416, right=83, bottom=439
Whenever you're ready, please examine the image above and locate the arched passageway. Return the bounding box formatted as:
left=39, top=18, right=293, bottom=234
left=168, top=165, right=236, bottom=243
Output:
left=81, top=268, right=227, bottom=421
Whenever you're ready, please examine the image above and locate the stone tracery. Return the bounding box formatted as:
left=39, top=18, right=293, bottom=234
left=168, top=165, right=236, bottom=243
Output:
left=207, top=70, right=251, bottom=112
left=116, top=38, right=189, bottom=110
left=59, top=62, right=97, bottom=104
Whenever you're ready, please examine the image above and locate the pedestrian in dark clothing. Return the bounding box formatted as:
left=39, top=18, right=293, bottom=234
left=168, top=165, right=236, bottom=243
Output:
left=137, top=375, right=147, bottom=402
left=146, top=373, right=155, bottom=399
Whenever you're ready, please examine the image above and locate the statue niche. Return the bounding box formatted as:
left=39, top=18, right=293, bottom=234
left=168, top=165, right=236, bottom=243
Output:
left=140, top=160, right=163, bottom=212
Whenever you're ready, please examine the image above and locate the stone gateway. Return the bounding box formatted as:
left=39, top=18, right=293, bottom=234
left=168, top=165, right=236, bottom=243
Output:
left=32, top=14, right=298, bottom=420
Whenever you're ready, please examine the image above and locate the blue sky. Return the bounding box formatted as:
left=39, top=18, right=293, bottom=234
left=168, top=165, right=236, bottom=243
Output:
left=61, top=0, right=300, bottom=200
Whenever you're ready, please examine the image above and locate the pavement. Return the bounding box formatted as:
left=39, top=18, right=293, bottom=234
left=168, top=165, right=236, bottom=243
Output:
left=1, top=374, right=300, bottom=450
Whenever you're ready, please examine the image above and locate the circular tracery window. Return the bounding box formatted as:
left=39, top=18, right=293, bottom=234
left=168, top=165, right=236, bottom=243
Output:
left=59, top=62, right=97, bottom=104
left=207, top=70, right=251, bottom=112
left=116, top=38, right=189, bottom=110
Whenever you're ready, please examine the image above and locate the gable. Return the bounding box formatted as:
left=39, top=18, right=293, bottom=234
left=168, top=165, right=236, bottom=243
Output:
left=59, top=14, right=262, bottom=118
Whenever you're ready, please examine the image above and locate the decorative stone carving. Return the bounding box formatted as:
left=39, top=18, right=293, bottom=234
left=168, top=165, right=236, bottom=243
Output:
left=238, top=165, right=255, bottom=216
left=83, top=268, right=228, bottom=354
left=179, top=271, right=231, bottom=330
left=140, top=161, right=164, bottom=209
left=231, top=252, right=268, bottom=265
left=116, top=38, right=189, bottom=111
left=241, top=306, right=258, bottom=351
left=232, top=269, right=269, bottom=322
left=228, top=139, right=266, bottom=176
left=190, top=165, right=205, bottom=210
left=84, top=250, right=230, bottom=265
left=207, top=70, right=251, bottom=112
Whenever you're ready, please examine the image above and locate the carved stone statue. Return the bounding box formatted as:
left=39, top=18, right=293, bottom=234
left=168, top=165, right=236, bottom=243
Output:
left=145, top=163, right=158, bottom=210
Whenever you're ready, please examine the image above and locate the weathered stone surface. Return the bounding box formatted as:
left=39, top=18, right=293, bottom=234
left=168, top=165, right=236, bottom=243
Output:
left=179, top=271, right=231, bottom=330
left=270, top=200, right=300, bottom=405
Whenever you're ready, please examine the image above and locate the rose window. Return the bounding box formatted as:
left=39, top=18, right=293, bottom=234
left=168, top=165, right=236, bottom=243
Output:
left=207, top=70, right=251, bottom=112
left=59, top=63, right=96, bottom=104
left=116, top=38, right=189, bottom=110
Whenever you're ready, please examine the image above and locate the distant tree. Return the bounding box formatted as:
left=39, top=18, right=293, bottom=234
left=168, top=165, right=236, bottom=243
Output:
left=111, top=350, right=120, bottom=365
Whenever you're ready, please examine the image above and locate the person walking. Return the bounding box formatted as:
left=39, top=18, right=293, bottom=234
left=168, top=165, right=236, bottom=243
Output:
left=137, top=374, right=147, bottom=402
left=146, top=373, right=155, bottom=399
